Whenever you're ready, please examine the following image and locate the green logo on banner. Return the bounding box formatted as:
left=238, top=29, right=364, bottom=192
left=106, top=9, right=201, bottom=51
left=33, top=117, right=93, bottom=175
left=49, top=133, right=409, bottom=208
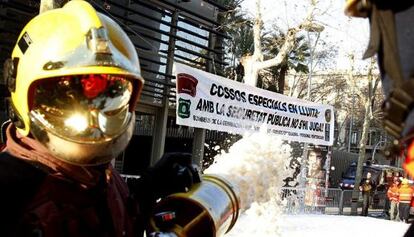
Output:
left=178, top=98, right=191, bottom=118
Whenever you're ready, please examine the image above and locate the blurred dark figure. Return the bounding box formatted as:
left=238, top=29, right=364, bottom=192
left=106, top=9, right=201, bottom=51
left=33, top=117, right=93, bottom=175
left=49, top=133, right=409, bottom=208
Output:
left=359, top=172, right=375, bottom=216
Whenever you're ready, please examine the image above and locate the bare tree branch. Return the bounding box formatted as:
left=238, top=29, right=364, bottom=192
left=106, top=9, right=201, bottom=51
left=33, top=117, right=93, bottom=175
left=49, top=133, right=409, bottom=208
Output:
left=256, top=28, right=299, bottom=70
left=242, top=0, right=320, bottom=87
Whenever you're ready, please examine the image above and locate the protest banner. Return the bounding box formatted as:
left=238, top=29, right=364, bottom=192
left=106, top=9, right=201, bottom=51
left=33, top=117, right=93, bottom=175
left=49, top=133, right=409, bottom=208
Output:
left=174, top=63, right=335, bottom=146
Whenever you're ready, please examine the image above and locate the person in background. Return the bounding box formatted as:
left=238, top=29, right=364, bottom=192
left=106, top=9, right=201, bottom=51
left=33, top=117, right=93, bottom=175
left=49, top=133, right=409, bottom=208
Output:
left=398, top=178, right=413, bottom=223
left=387, top=176, right=401, bottom=221
left=382, top=171, right=393, bottom=217
left=359, top=172, right=375, bottom=216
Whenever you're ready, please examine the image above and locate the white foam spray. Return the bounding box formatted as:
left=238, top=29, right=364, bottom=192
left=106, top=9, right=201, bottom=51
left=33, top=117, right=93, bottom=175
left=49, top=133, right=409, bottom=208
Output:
left=204, top=130, right=293, bottom=236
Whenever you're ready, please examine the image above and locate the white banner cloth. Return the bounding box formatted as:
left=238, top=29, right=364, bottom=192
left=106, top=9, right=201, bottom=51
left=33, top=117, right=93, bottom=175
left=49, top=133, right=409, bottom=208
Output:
left=174, top=63, right=335, bottom=146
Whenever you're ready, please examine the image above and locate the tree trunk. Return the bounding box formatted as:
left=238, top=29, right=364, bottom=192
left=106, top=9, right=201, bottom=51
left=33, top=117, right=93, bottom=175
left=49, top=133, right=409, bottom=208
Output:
left=350, top=101, right=371, bottom=215
left=350, top=58, right=376, bottom=215
left=278, top=61, right=288, bottom=93
left=242, top=55, right=259, bottom=86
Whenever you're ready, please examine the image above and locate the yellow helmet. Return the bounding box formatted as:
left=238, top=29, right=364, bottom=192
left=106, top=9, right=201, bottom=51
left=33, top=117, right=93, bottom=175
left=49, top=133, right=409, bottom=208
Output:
left=345, top=0, right=371, bottom=17
left=6, top=0, right=144, bottom=165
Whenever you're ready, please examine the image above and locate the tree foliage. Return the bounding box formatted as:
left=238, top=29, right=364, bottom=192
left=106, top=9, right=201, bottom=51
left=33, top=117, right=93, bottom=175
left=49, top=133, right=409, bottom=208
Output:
left=260, top=32, right=311, bottom=93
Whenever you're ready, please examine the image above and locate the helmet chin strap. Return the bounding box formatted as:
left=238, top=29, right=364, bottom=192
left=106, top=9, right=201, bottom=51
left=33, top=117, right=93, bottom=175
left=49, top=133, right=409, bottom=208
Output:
left=3, top=57, right=18, bottom=93
left=3, top=58, right=25, bottom=129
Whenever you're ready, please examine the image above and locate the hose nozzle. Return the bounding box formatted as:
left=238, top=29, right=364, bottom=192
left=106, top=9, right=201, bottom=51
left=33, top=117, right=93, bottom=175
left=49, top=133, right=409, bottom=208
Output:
left=150, top=174, right=240, bottom=237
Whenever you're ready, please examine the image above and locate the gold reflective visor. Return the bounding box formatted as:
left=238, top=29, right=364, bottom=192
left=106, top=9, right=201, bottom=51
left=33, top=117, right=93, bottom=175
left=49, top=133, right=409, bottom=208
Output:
left=27, top=74, right=138, bottom=165
left=29, top=74, right=134, bottom=141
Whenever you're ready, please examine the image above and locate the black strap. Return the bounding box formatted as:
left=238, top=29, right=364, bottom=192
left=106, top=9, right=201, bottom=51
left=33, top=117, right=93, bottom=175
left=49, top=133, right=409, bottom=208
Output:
left=1, top=120, right=11, bottom=144
left=363, top=4, right=404, bottom=86
left=362, top=3, right=414, bottom=144
left=383, top=80, right=414, bottom=138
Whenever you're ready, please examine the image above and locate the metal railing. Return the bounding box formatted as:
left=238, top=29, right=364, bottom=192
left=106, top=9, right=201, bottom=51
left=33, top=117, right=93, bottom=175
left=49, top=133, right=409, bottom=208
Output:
left=280, top=187, right=387, bottom=216
left=119, top=175, right=388, bottom=217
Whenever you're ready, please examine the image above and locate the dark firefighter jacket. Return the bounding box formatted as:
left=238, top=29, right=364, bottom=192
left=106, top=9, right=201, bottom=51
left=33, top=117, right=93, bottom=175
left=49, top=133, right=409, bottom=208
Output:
left=0, top=124, right=145, bottom=237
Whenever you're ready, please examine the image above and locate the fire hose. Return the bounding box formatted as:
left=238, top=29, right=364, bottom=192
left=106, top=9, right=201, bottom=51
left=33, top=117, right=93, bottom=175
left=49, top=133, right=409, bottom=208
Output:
left=149, top=174, right=240, bottom=237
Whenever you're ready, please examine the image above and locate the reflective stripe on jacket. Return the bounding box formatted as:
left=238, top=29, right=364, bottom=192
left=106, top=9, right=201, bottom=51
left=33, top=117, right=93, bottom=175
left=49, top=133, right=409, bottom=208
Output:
left=387, top=185, right=399, bottom=202
left=398, top=184, right=414, bottom=203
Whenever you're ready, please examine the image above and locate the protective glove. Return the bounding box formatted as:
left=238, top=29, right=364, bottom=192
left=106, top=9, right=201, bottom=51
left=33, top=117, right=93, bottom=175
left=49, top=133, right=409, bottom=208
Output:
left=149, top=152, right=201, bottom=198
left=127, top=152, right=201, bottom=221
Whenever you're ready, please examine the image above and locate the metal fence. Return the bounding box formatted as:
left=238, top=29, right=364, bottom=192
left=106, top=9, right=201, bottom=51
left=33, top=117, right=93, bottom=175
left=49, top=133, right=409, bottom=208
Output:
left=120, top=175, right=388, bottom=217
left=280, top=187, right=387, bottom=216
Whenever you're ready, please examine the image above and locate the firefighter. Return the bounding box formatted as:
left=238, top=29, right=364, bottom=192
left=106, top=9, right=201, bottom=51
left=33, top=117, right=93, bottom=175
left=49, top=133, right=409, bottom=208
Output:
left=398, top=178, right=413, bottom=223
left=0, top=1, right=198, bottom=236
left=387, top=176, right=401, bottom=221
